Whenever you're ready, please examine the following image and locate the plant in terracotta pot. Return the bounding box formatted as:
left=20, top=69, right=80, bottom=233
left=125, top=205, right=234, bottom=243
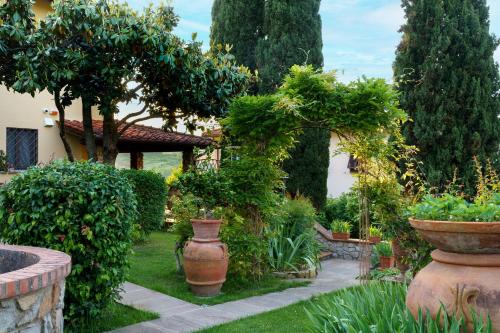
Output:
left=182, top=200, right=229, bottom=297
left=407, top=188, right=500, bottom=331
left=374, top=241, right=394, bottom=269
left=331, top=220, right=351, bottom=240
left=369, top=226, right=382, bottom=243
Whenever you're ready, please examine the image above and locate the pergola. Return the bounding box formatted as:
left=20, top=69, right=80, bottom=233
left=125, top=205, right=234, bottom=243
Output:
left=64, top=120, right=213, bottom=170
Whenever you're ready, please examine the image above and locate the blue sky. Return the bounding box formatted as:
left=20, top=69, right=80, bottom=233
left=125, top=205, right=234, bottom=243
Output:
left=127, top=0, right=500, bottom=83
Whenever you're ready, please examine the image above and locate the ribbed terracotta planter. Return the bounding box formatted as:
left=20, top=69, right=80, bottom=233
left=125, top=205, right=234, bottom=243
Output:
left=407, top=218, right=500, bottom=332
left=332, top=232, right=350, bottom=240
left=183, top=219, right=228, bottom=297
left=369, top=236, right=381, bottom=244
left=379, top=256, right=394, bottom=269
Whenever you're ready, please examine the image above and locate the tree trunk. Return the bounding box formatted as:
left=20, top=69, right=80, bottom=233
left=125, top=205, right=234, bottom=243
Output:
left=54, top=90, right=75, bottom=162
left=102, top=111, right=119, bottom=166
left=82, top=97, right=98, bottom=161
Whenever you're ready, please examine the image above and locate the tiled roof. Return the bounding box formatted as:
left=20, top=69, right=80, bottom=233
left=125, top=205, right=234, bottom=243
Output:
left=64, top=120, right=212, bottom=148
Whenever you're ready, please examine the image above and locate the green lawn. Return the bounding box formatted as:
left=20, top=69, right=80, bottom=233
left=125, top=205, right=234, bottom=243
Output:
left=128, top=232, right=309, bottom=305
left=116, top=152, right=181, bottom=177
left=66, top=303, right=159, bottom=333
left=197, top=293, right=323, bottom=333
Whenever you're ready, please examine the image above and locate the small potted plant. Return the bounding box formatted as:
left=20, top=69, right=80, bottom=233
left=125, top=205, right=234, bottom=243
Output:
left=331, top=220, right=351, bottom=240
left=375, top=241, right=394, bottom=269
left=369, top=226, right=382, bottom=243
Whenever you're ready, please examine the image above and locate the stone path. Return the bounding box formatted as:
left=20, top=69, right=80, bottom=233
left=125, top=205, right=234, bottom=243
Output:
left=109, top=259, right=359, bottom=333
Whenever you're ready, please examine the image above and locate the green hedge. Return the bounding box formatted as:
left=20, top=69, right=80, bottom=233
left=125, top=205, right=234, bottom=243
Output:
left=121, top=169, right=168, bottom=237
left=0, top=161, right=136, bottom=323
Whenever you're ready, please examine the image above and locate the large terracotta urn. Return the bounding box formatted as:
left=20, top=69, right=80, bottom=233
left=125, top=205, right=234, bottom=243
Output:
left=407, top=218, right=500, bottom=331
left=183, top=219, right=228, bottom=297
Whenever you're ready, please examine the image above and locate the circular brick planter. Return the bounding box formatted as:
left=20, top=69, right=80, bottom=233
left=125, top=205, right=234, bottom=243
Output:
left=0, top=244, right=71, bottom=333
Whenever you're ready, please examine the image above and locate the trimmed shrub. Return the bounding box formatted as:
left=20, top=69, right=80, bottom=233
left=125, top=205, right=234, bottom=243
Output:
left=0, top=161, right=137, bottom=323
left=121, top=169, right=168, bottom=237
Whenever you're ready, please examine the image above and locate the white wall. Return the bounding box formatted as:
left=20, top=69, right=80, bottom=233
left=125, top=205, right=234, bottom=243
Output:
left=326, top=133, right=357, bottom=198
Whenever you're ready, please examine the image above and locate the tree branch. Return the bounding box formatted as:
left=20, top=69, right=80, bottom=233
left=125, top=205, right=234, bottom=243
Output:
left=117, top=104, right=148, bottom=126
left=118, top=114, right=162, bottom=136
left=54, top=89, right=75, bottom=162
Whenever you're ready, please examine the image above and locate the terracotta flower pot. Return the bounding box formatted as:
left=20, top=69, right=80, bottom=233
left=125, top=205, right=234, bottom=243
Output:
left=183, top=219, right=228, bottom=297
left=410, top=218, right=500, bottom=254
left=369, top=236, right=381, bottom=244
left=332, top=232, right=350, bottom=240
left=407, top=218, right=500, bottom=332
left=379, top=255, right=394, bottom=269
left=392, top=238, right=409, bottom=274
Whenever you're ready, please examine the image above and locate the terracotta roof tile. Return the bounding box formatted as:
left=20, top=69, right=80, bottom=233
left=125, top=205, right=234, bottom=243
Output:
left=64, top=120, right=212, bottom=148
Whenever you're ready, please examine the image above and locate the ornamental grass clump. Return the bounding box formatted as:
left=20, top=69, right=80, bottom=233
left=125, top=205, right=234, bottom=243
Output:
left=0, top=161, right=137, bottom=324
left=331, top=220, right=351, bottom=233
left=306, top=282, right=492, bottom=333
left=374, top=241, right=393, bottom=257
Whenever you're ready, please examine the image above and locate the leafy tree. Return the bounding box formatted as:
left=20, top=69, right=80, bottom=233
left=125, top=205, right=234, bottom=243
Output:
left=0, top=0, right=250, bottom=165
left=394, top=0, right=500, bottom=194
left=211, top=0, right=264, bottom=71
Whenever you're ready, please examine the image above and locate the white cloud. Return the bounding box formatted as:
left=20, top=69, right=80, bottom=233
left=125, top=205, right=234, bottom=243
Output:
left=177, top=19, right=210, bottom=33
left=364, top=3, right=404, bottom=31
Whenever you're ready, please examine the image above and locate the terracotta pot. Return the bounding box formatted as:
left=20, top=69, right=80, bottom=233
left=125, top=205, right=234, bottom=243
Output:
left=392, top=238, right=410, bottom=274
left=410, top=218, right=500, bottom=254
left=191, top=219, right=222, bottom=241
left=183, top=219, right=228, bottom=297
left=369, top=236, right=381, bottom=244
left=379, top=256, right=394, bottom=269
left=332, top=232, right=350, bottom=240
left=407, top=250, right=500, bottom=332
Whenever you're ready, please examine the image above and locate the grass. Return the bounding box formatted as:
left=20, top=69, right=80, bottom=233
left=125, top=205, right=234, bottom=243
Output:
left=197, top=291, right=326, bottom=333
left=128, top=232, right=310, bottom=305
left=116, top=152, right=181, bottom=177
left=66, top=302, right=159, bottom=333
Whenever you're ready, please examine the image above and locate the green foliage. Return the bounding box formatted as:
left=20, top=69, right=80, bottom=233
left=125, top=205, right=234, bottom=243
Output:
left=121, top=169, right=168, bottom=240
left=411, top=193, right=500, bottom=222
left=395, top=0, right=500, bottom=194
left=306, top=282, right=492, bottom=333
left=321, top=192, right=360, bottom=235
left=330, top=220, right=351, bottom=233
left=369, top=226, right=382, bottom=237
left=374, top=241, right=393, bottom=257
left=255, top=0, right=323, bottom=93
left=210, top=0, right=264, bottom=72
left=219, top=209, right=268, bottom=282
left=0, top=150, right=7, bottom=172
left=171, top=167, right=234, bottom=211
left=170, top=194, right=198, bottom=245
left=267, top=198, right=320, bottom=272
left=0, top=161, right=136, bottom=323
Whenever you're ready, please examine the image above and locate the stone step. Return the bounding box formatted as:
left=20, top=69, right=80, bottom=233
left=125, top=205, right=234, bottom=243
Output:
left=319, top=251, right=333, bottom=261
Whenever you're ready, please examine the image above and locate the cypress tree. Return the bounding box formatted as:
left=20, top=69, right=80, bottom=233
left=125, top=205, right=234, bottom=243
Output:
left=210, top=0, right=264, bottom=71
left=210, top=0, right=330, bottom=209
left=257, top=0, right=328, bottom=209
left=395, top=0, right=500, bottom=194
left=256, top=0, right=324, bottom=93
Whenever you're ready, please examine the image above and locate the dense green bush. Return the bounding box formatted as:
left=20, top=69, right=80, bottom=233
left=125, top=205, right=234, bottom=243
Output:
left=0, top=161, right=136, bottom=323
left=121, top=169, right=168, bottom=238
left=320, top=192, right=360, bottom=237
left=411, top=193, right=500, bottom=222
left=306, top=282, right=492, bottom=333
left=267, top=197, right=320, bottom=272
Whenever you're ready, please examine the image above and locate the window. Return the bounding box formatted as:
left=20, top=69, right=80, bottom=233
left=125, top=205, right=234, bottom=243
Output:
left=6, top=128, right=38, bottom=170
left=347, top=154, right=359, bottom=173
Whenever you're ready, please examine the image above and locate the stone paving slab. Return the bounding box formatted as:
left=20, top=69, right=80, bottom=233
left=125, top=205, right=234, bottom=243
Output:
left=109, top=259, right=359, bottom=333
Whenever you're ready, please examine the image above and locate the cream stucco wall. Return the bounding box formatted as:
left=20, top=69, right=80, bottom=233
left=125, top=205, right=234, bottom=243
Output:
left=326, top=133, right=357, bottom=198
left=0, top=1, right=91, bottom=184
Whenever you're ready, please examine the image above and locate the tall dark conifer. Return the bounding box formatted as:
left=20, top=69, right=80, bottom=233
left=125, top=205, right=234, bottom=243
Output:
left=395, top=0, right=500, bottom=194
left=210, top=0, right=330, bottom=209
left=210, top=0, right=264, bottom=71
